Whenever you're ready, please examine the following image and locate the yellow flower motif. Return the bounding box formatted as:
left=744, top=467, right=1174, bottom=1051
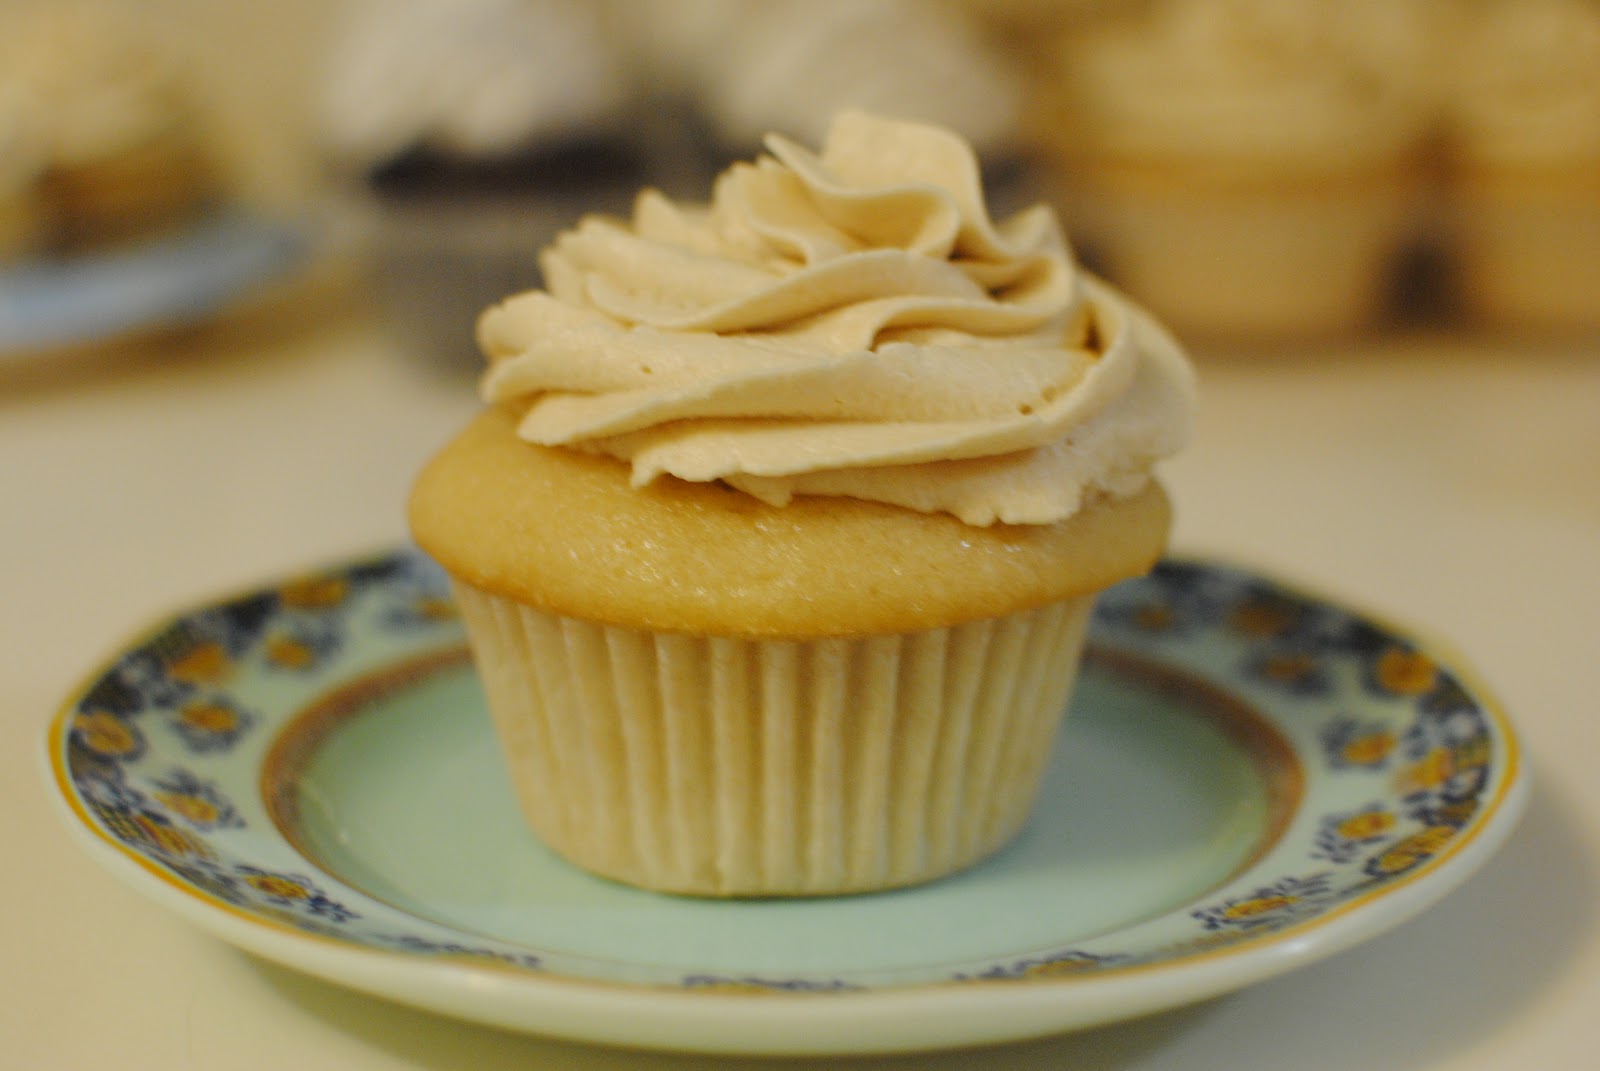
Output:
left=1223, top=894, right=1297, bottom=921
left=156, top=792, right=220, bottom=825
left=245, top=874, right=310, bottom=900
left=166, top=642, right=230, bottom=685
left=1228, top=600, right=1297, bottom=638
left=1375, top=649, right=1438, bottom=696
left=74, top=711, right=139, bottom=756
left=1409, top=826, right=1457, bottom=854
left=1336, top=809, right=1397, bottom=841
left=1397, top=746, right=1456, bottom=794
left=1021, top=957, right=1099, bottom=978
left=265, top=633, right=316, bottom=669
left=136, top=816, right=209, bottom=859
left=1261, top=653, right=1317, bottom=683
left=180, top=702, right=239, bottom=735
left=1368, top=850, right=1412, bottom=876
left=1371, top=825, right=1456, bottom=875
left=279, top=576, right=348, bottom=609
left=1341, top=730, right=1397, bottom=767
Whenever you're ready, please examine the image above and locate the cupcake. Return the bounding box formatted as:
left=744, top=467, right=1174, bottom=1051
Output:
left=0, top=2, right=222, bottom=253
left=318, top=0, right=646, bottom=369
left=409, top=111, right=1197, bottom=896
left=1443, top=0, right=1600, bottom=332
left=1039, top=0, right=1436, bottom=344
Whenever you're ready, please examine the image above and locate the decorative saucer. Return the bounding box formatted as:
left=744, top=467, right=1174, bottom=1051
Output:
left=0, top=207, right=310, bottom=356
left=44, top=550, right=1527, bottom=1055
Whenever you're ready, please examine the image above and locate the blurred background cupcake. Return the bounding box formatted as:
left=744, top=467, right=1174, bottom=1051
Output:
left=317, top=0, right=647, bottom=370
left=1034, top=0, right=1441, bottom=347
left=0, top=1, right=224, bottom=255
left=1442, top=0, right=1600, bottom=334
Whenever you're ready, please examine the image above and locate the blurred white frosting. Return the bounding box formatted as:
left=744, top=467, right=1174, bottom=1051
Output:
left=674, top=0, right=1024, bottom=159
left=319, top=0, right=630, bottom=168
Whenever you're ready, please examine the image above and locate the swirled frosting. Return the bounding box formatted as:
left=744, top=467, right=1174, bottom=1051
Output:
left=479, top=112, right=1195, bottom=527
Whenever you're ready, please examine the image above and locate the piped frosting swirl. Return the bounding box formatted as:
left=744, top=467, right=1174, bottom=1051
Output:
left=479, top=112, right=1194, bottom=526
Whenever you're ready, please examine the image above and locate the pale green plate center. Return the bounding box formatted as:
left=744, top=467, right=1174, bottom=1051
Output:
left=281, top=652, right=1286, bottom=984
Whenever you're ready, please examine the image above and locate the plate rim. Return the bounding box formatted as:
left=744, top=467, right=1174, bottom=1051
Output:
left=40, top=549, right=1530, bottom=1056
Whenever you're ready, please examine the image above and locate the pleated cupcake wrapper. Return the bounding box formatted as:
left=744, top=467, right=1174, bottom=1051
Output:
left=453, top=583, right=1095, bottom=896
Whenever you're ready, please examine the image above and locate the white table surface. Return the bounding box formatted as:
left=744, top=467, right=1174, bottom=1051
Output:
left=4, top=259, right=1598, bottom=1069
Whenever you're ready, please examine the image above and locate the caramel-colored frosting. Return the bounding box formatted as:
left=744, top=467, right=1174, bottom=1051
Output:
left=478, top=112, right=1194, bottom=526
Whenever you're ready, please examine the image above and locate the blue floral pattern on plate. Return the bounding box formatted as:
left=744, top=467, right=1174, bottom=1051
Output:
left=44, top=550, right=1527, bottom=1053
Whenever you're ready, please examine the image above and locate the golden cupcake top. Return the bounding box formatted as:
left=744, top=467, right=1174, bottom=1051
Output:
left=476, top=111, right=1195, bottom=526
left=410, top=408, right=1172, bottom=637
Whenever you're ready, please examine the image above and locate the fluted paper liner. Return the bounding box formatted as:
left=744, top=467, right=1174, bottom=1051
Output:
left=453, top=583, right=1095, bottom=896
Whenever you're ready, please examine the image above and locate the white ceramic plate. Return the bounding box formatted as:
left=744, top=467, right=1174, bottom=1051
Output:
left=44, top=550, right=1527, bottom=1055
left=0, top=207, right=310, bottom=357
